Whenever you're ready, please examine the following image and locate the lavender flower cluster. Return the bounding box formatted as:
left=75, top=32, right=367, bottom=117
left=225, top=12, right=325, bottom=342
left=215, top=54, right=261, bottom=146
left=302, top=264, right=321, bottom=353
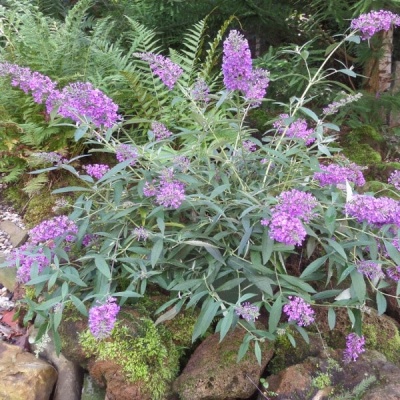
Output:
left=314, top=163, right=366, bottom=187
left=345, top=195, right=400, bottom=227
left=283, top=296, right=315, bottom=326
left=84, top=164, right=110, bottom=180
left=262, top=189, right=318, bottom=246
left=274, top=114, right=315, bottom=145
left=234, top=302, right=260, bottom=322
left=388, top=170, right=400, bottom=190
left=356, top=260, right=385, bottom=280
left=151, top=122, right=173, bottom=141
left=29, top=215, right=78, bottom=245
left=0, top=62, right=119, bottom=128
left=88, top=297, right=120, bottom=339
left=351, top=10, right=400, bottom=40
left=343, top=333, right=365, bottom=363
left=222, top=30, right=270, bottom=103
left=115, top=144, right=138, bottom=166
left=143, top=169, right=186, bottom=209
left=191, top=79, right=210, bottom=103
left=322, top=92, right=363, bottom=115
left=134, top=52, right=183, bottom=90
left=7, top=215, right=78, bottom=283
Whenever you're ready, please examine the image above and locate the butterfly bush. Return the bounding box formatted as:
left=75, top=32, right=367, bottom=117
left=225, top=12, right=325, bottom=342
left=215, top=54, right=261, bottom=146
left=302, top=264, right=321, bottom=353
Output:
left=351, top=10, right=400, bottom=40
left=388, top=170, right=400, bottom=190
left=274, top=114, right=315, bottom=145
left=283, top=296, right=315, bottom=327
left=314, top=163, right=366, bottom=187
left=88, top=297, right=120, bottom=339
left=6, top=11, right=400, bottom=361
left=343, top=333, right=365, bottom=363
left=134, top=52, right=183, bottom=90
left=0, top=62, right=119, bottom=129
left=222, top=30, right=269, bottom=102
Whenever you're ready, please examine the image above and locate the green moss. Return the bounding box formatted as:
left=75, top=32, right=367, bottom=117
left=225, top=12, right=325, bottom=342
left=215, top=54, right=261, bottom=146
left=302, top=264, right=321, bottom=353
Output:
left=312, top=372, right=331, bottom=390
left=24, top=191, right=56, bottom=228
left=79, top=317, right=180, bottom=400
left=342, top=143, right=382, bottom=166
left=363, top=322, right=400, bottom=365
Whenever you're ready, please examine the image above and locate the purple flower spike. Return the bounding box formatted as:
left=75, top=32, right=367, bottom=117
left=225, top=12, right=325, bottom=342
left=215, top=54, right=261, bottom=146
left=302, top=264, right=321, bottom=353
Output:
left=283, top=296, right=315, bottom=326
left=88, top=297, right=120, bottom=339
left=135, top=52, right=183, bottom=90
left=84, top=164, right=110, bottom=180
left=343, top=333, right=365, bottom=363
left=351, top=10, right=400, bottom=40
left=235, top=302, right=260, bottom=322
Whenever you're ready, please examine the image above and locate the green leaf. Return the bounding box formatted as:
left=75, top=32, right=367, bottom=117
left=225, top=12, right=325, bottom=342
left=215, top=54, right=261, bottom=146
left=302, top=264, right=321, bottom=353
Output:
left=192, top=298, right=220, bottom=341
left=338, top=68, right=357, bottom=78
left=328, top=307, right=336, bottom=330
left=345, top=35, right=361, bottom=44
left=299, top=106, right=319, bottom=122
left=376, top=291, right=387, bottom=315
left=237, top=335, right=251, bottom=362
left=254, top=341, right=262, bottom=366
left=300, top=255, right=328, bottom=279
left=94, top=254, right=111, bottom=279
left=218, top=308, right=234, bottom=342
left=151, top=239, right=164, bottom=267
left=324, top=238, right=347, bottom=261
left=280, top=275, right=317, bottom=293
left=269, top=296, right=282, bottom=333
left=262, top=230, right=274, bottom=264
left=70, top=295, right=88, bottom=316
left=350, top=270, right=366, bottom=302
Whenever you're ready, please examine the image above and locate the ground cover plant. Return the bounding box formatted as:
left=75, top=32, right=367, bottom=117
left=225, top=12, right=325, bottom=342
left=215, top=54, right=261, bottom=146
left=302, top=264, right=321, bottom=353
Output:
left=2, top=6, right=400, bottom=379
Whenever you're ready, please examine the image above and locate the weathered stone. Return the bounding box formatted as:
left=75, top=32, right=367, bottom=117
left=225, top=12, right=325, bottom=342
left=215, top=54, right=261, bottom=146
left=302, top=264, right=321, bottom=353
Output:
left=0, top=341, right=57, bottom=400
left=259, top=350, right=400, bottom=400
left=173, top=326, right=274, bottom=400
left=0, top=265, right=17, bottom=292
left=0, top=220, right=27, bottom=247
left=30, top=329, right=84, bottom=400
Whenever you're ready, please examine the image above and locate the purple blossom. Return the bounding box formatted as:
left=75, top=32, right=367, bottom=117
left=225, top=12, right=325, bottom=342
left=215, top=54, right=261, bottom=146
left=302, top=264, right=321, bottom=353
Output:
left=345, top=195, right=400, bottom=226
left=0, top=63, right=57, bottom=104
left=143, top=180, right=158, bottom=197
left=386, top=266, right=400, bottom=282
left=234, top=302, right=260, bottom=322
left=322, top=92, right=363, bottom=115
left=388, top=170, right=400, bottom=190
left=351, top=10, right=400, bottom=40
left=173, top=155, right=191, bottom=172
left=7, top=243, right=50, bottom=284
left=314, top=163, right=366, bottom=187
left=132, top=227, right=149, bottom=241
left=222, top=30, right=269, bottom=103
left=273, top=189, right=318, bottom=223
left=343, top=333, right=365, bottom=363
left=356, top=260, right=384, bottom=280
left=151, top=122, right=173, bottom=141
left=84, top=164, right=110, bottom=179
left=222, top=30, right=253, bottom=92
left=82, top=234, right=98, bottom=247
left=274, top=114, right=315, bottom=145
left=283, top=296, right=315, bottom=326
left=191, top=79, right=210, bottom=103
left=156, top=179, right=186, bottom=209
left=88, top=297, right=120, bottom=339
left=134, top=52, right=183, bottom=90
left=115, top=144, right=138, bottom=166
left=242, top=140, right=257, bottom=152
left=268, top=213, right=307, bottom=246
left=46, top=82, right=119, bottom=128
left=31, top=152, right=64, bottom=165
left=29, top=215, right=78, bottom=245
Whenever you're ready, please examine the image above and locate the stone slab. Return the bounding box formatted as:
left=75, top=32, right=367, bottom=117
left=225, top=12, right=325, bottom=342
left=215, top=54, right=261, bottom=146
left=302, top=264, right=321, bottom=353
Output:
left=0, top=220, right=27, bottom=247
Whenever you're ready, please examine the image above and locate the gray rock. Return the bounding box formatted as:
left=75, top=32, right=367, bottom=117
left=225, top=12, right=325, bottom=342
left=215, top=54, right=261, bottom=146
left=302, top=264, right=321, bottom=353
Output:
left=0, top=341, right=57, bottom=400
left=0, top=220, right=27, bottom=248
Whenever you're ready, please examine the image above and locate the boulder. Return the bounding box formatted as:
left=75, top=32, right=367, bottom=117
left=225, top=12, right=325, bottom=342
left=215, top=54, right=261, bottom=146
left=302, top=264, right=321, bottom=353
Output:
left=173, top=326, right=274, bottom=400
left=259, top=349, right=400, bottom=400
left=0, top=341, right=57, bottom=400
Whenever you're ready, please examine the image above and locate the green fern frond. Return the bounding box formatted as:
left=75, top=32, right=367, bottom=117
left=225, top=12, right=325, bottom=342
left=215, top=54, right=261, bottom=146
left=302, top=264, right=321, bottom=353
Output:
left=23, top=173, right=49, bottom=195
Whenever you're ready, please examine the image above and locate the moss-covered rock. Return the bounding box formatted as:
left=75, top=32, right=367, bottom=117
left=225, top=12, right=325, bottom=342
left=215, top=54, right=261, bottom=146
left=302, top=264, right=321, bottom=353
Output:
left=80, top=309, right=181, bottom=400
